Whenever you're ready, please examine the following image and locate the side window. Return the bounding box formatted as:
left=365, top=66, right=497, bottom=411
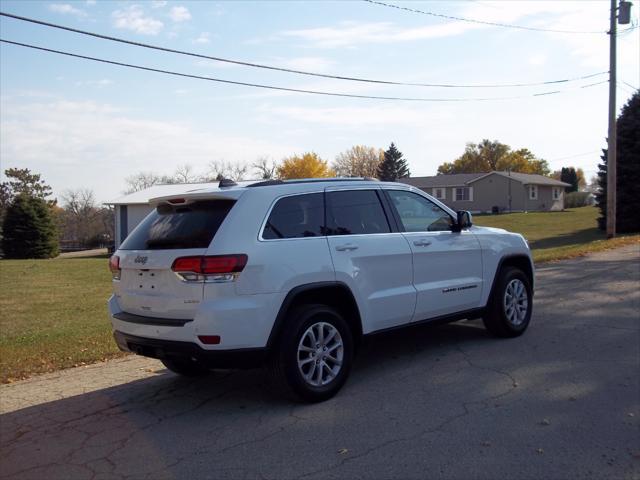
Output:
left=262, top=193, right=324, bottom=239
left=388, top=190, right=453, bottom=233
left=326, top=190, right=391, bottom=235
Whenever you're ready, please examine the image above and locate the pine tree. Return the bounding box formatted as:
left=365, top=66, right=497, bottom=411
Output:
left=595, top=149, right=608, bottom=230
left=597, top=92, right=640, bottom=233
left=2, top=194, right=59, bottom=258
left=376, top=143, right=410, bottom=181
left=560, top=167, right=579, bottom=192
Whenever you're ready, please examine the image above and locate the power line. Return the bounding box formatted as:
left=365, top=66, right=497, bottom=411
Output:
left=362, top=0, right=606, bottom=34
left=621, top=80, right=639, bottom=90
left=0, top=38, right=609, bottom=102
left=548, top=150, right=600, bottom=162
left=0, top=11, right=608, bottom=89
left=616, top=82, right=637, bottom=95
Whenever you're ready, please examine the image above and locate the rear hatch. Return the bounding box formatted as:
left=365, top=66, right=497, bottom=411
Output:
left=114, top=199, right=236, bottom=319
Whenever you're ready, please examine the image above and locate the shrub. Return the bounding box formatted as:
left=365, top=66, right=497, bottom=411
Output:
left=564, top=192, right=592, bottom=209
left=2, top=194, right=59, bottom=259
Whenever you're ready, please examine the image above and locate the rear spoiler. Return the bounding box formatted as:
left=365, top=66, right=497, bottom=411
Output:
left=149, top=188, right=245, bottom=206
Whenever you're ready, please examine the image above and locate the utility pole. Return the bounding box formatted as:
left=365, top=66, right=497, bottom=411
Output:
left=606, top=0, right=617, bottom=238
left=607, top=0, right=633, bottom=238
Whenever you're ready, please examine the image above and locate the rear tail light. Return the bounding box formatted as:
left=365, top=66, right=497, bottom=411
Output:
left=198, top=335, right=221, bottom=345
left=109, top=255, right=121, bottom=280
left=172, top=255, right=247, bottom=282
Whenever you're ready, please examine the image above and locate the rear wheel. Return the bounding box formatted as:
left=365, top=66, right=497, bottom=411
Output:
left=483, top=266, right=532, bottom=338
left=161, top=357, right=210, bottom=377
left=268, top=304, right=353, bottom=403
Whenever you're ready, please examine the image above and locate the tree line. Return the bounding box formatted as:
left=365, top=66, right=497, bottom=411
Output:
left=124, top=142, right=411, bottom=192
left=1, top=168, right=114, bottom=259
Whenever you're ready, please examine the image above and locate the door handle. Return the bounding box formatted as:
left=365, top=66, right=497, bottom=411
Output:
left=335, top=243, right=359, bottom=252
left=413, top=239, right=432, bottom=247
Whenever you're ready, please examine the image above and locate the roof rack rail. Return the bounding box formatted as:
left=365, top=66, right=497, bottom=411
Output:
left=247, top=178, right=377, bottom=188
left=247, top=179, right=284, bottom=187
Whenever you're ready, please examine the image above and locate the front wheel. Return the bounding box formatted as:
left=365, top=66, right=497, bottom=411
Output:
left=268, top=304, right=354, bottom=403
left=483, top=266, right=532, bottom=338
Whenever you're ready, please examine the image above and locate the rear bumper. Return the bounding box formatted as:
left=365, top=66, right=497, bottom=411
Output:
left=114, top=331, right=268, bottom=369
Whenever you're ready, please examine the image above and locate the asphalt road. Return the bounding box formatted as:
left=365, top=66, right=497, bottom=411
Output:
left=1, top=245, right=639, bottom=480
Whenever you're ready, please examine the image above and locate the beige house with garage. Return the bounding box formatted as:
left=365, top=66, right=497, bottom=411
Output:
left=401, top=171, right=571, bottom=213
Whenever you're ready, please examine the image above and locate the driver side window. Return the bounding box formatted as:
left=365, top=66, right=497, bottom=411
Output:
left=387, top=190, right=453, bottom=232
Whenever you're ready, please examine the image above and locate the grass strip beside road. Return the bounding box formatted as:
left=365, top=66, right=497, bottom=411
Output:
left=474, top=207, right=640, bottom=263
left=0, top=207, right=638, bottom=383
left=0, top=256, right=124, bottom=383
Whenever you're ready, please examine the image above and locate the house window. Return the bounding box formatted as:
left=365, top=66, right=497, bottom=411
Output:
left=432, top=188, right=446, bottom=200
left=529, top=185, right=538, bottom=200
left=553, top=188, right=561, bottom=200
left=455, top=187, right=472, bottom=201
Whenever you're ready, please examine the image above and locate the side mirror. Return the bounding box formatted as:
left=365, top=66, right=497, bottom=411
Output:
left=452, top=210, right=473, bottom=232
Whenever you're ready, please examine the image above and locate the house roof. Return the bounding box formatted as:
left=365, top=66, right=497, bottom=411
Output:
left=485, top=171, right=572, bottom=187
left=401, top=173, right=484, bottom=188
left=401, top=171, right=571, bottom=188
left=105, top=182, right=221, bottom=205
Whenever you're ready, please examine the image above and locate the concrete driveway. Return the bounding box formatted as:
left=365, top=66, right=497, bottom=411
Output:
left=1, top=245, right=639, bottom=480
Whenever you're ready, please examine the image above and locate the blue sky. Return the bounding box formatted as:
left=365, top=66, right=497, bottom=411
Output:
left=1, top=0, right=638, bottom=202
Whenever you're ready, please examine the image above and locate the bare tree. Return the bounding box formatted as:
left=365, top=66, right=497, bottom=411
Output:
left=60, top=189, right=111, bottom=246
left=124, top=172, right=162, bottom=193
left=173, top=164, right=198, bottom=183
left=205, top=160, right=249, bottom=181
left=333, top=146, right=384, bottom=178
left=252, top=156, right=278, bottom=180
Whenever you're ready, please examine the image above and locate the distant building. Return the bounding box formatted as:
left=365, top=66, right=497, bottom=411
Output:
left=401, top=171, right=571, bottom=213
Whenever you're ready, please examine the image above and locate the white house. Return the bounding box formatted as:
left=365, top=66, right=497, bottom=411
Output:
left=105, top=182, right=220, bottom=248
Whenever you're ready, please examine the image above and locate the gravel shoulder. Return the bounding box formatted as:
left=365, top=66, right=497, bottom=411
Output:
left=1, top=244, right=638, bottom=480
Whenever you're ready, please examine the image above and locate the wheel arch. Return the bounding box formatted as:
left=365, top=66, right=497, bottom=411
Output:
left=266, top=282, right=363, bottom=350
left=487, top=254, right=535, bottom=306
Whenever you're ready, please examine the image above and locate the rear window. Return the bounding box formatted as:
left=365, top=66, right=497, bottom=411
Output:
left=120, top=200, right=235, bottom=250
left=262, top=193, right=324, bottom=239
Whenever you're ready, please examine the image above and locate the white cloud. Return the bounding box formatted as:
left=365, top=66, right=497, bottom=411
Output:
left=169, top=6, right=191, bottom=23
left=49, top=4, right=87, bottom=18
left=262, top=104, right=453, bottom=128
left=193, top=32, right=211, bottom=44
left=74, top=79, right=113, bottom=88
left=528, top=54, right=547, bottom=66
left=86, top=0, right=96, bottom=5
left=112, top=5, right=164, bottom=35
left=281, top=20, right=481, bottom=48
left=0, top=98, right=297, bottom=201
left=151, top=0, right=167, bottom=8
left=194, top=59, right=241, bottom=70
left=274, top=57, right=335, bottom=73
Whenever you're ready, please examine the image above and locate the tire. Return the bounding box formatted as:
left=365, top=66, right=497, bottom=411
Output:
left=483, top=266, right=533, bottom=338
left=161, top=357, right=210, bottom=377
left=267, top=304, right=354, bottom=403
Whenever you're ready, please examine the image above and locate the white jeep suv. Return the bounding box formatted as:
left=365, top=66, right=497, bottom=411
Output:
left=108, top=178, right=533, bottom=402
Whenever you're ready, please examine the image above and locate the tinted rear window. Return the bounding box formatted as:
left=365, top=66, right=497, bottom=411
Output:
left=326, top=190, right=390, bottom=235
left=120, top=200, right=235, bottom=250
left=262, top=193, right=324, bottom=239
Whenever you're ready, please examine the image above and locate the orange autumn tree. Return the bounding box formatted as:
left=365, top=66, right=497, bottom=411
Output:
left=276, top=152, right=335, bottom=180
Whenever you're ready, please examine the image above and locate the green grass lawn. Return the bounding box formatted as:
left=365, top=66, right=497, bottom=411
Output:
left=1, top=206, right=638, bottom=383
left=474, top=206, right=640, bottom=262
left=0, top=255, right=124, bottom=383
